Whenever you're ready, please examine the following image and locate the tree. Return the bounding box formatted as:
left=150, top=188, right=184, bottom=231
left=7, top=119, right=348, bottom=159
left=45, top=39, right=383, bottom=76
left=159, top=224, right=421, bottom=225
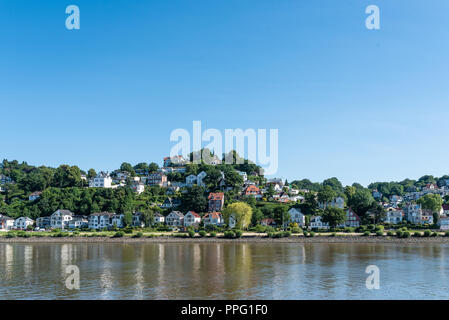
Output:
left=322, top=177, right=344, bottom=194
left=180, top=186, right=207, bottom=213
left=120, top=162, right=135, bottom=176
left=134, top=163, right=149, bottom=172
left=148, top=162, right=159, bottom=173
left=317, top=186, right=337, bottom=207
left=87, top=169, right=97, bottom=180
left=417, top=194, right=443, bottom=214
left=368, top=202, right=386, bottom=224
left=222, top=202, right=253, bottom=230
left=53, top=165, right=82, bottom=188
left=346, top=188, right=374, bottom=219
left=273, top=205, right=289, bottom=228
left=300, top=192, right=318, bottom=215
left=321, top=207, right=346, bottom=228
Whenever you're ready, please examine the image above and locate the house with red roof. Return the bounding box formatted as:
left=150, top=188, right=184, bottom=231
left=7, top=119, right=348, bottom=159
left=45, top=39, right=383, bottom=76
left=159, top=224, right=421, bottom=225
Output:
left=208, top=192, right=225, bottom=212
left=260, top=218, right=276, bottom=227
left=242, top=185, right=262, bottom=199
left=203, top=212, right=224, bottom=227
left=184, top=211, right=202, bottom=227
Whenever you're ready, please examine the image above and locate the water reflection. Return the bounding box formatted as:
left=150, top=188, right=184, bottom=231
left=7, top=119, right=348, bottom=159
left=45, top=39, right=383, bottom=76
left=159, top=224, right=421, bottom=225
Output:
left=1, top=242, right=449, bottom=300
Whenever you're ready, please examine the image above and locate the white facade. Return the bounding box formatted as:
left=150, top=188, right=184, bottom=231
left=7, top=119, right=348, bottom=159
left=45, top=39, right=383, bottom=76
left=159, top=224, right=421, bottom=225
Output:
left=438, top=217, right=449, bottom=230
left=288, top=207, right=305, bottom=227
left=50, top=209, right=74, bottom=230
left=68, top=216, right=88, bottom=229
left=310, top=216, right=329, bottom=230
left=384, top=208, right=404, bottom=224
left=154, top=213, right=165, bottom=224
left=88, top=212, right=124, bottom=229
left=165, top=211, right=184, bottom=227
left=0, top=215, right=15, bottom=231
left=89, top=172, right=113, bottom=188
left=203, top=212, right=224, bottom=227
left=14, top=217, right=34, bottom=230
left=184, top=211, right=201, bottom=227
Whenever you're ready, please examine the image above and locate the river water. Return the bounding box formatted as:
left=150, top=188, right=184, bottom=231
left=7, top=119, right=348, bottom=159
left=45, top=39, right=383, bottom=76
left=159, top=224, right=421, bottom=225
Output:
left=0, top=242, right=448, bottom=299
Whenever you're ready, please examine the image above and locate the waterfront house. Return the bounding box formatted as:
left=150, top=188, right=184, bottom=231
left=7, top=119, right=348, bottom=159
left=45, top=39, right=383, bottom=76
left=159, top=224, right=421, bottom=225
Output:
left=288, top=207, right=305, bottom=227
left=208, top=192, right=225, bottom=212
left=338, top=208, right=361, bottom=228
left=36, top=216, right=51, bottom=229
left=0, top=215, right=14, bottom=231
left=403, top=203, right=423, bottom=224
left=203, top=212, right=224, bottom=227
left=310, top=216, right=329, bottom=230
left=438, top=217, right=449, bottom=230
left=165, top=211, right=184, bottom=227
left=68, top=216, right=88, bottom=229
left=14, top=217, right=34, bottom=230
left=384, top=208, right=404, bottom=224
left=443, top=204, right=449, bottom=216
left=154, top=212, right=165, bottom=224
left=88, top=212, right=115, bottom=229
left=28, top=191, right=42, bottom=201
left=50, top=209, right=74, bottom=230
left=260, top=218, right=276, bottom=227
left=132, top=212, right=145, bottom=227
left=89, top=172, right=113, bottom=188
left=184, top=211, right=201, bottom=227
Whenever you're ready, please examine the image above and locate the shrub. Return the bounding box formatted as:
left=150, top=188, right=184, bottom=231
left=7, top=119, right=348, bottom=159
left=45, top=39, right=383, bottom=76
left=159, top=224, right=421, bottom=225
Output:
left=431, top=232, right=438, bottom=237
left=376, top=231, right=383, bottom=237
left=413, top=232, right=421, bottom=237
left=133, top=232, right=144, bottom=238
left=309, top=231, right=315, bottom=237
left=283, top=231, right=292, bottom=237
left=224, top=231, right=235, bottom=239
left=113, top=231, right=125, bottom=238
left=396, top=231, right=403, bottom=238
left=199, top=230, right=207, bottom=237
left=331, top=232, right=337, bottom=237
left=402, top=231, right=411, bottom=238
left=209, top=231, right=217, bottom=237
left=188, top=230, right=196, bottom=238
left=5, top=231, right=16, bottom=238
left=123, top=228, right=133, bottom=234
left=387, top=231, right=394, bottom=236
left=234, top=230, right=243, bottom=238
left=291, top=227, right=302, bottom=234
left=375, top=225, right=384, bottom=232
left=423, top=230, right=431, bottom=237
left=303, top=231, right=309, bottom=237
left=363, top=231, right=370, bottom=237
left=445, top=231, right=449, bottom=237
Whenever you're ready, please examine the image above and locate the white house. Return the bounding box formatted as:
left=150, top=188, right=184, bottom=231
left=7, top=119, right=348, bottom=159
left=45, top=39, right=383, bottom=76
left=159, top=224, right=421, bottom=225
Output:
left=165, top=211, right=184, bottom=227
left=14, top=217, right=34, bottom=230
left=50, top=209, right=74, bottom=230
left=237, top=171, right=248, bottom=182
left=203, top=212, right=224, bottom=227
left=131, top=182, right=145, bottom=195
left=28, top=191, right=42, bottom=201
left=438, top=217, right=449, bottom=230
left=36, top=216, right=51, bottom=229
left=288, top=207, right=305, bottom=227
left=89, top=172, right=113, bottom=188
left=154, top=212, right=165, bottom=224
left=68, top=216, right=88, bottom=229
left=0, top=215, right=15, bottom=231
left=184, top=211, right=201, bottom=227
left=403, top=203, right=423, bottom=224
left=384, top=208, right=404, bottom=224
left=88, top=212, right=116, bottom=229
left=310, top=216, right=329, bottom=230
left=132, top=212, right=145, bottom=227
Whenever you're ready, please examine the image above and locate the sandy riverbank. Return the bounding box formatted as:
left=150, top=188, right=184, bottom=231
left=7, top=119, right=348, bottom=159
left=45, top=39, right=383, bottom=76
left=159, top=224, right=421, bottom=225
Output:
left=1, top=235, right=449, bottom=244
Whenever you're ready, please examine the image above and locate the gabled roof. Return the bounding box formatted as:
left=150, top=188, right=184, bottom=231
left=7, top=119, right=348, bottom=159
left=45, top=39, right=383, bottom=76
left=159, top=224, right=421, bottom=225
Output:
left=203, top=212, right=222, bottom=219
left=186, top=211, right=201, bottom=218
left=168, top=211, right=184, bottom=217
left=54, top=209, right=74, bottom=216
left=208, top=192, right=224, bottom=201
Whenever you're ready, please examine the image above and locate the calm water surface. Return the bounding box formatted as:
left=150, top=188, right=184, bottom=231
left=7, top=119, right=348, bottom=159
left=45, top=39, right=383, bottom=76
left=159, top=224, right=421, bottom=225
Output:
left=0, top=242, right=448, bottom=299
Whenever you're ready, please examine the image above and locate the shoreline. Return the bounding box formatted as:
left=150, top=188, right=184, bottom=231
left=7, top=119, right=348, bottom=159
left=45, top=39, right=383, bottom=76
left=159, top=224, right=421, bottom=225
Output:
left=1, top=235, right=449, bottom=244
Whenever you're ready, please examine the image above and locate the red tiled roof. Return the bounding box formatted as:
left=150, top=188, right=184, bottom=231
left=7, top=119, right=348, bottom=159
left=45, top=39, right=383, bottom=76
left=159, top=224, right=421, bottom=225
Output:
left=204, top=212, right=222, bottom=219
left=208, top=192, right=224, bottom=200
left=187, top=211, right=201, bottom=218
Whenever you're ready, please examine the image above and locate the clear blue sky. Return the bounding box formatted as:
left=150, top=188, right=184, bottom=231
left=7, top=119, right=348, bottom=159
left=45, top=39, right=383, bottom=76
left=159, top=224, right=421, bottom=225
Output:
left=1, top=0, right=448, bottom=186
